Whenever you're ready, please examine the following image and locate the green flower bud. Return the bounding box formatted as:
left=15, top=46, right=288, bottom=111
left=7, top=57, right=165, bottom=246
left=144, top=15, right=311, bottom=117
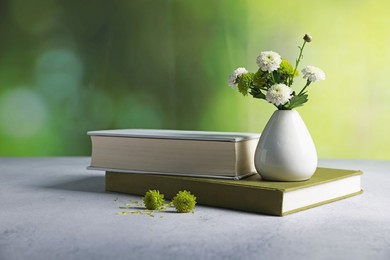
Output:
left=303, top=34, right=312, bottom=42
left=143, top=190, right=165, bottom=210
left=172, top=190, right=197, bottom=213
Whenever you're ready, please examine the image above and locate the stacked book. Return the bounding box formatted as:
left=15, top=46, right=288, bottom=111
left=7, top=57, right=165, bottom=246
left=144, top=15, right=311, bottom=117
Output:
left=87, top=129, right=363, bottom=216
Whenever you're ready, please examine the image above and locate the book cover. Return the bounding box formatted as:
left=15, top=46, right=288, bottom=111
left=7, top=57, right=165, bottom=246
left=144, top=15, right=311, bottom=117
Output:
left=88, top=129, right=260, bottom=142
left=105, top=167, right=363, bottom=216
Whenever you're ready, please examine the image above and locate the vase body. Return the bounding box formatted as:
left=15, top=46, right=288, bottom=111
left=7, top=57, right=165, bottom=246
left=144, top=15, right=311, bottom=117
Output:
left=255, top=110, right=317, bottom=181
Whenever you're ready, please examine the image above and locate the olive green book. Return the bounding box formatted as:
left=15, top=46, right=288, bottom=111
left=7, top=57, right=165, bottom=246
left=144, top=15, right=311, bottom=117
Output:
left=105, top=167, right=363, bottom=216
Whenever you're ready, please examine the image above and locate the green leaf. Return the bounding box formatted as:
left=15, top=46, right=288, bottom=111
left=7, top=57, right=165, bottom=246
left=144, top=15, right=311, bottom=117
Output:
left=253, top=69, right=267, bottom=88
left=249, top=87, right=266, bottom=99
left=286, top=94, right=308, bottom=109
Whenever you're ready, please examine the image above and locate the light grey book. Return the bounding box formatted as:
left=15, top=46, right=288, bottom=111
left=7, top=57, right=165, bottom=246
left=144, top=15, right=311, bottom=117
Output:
left=87, top=129, right=260, bottom=180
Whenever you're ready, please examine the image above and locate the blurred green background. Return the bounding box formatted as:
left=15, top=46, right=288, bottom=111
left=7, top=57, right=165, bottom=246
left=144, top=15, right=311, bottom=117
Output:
left=0, top=0, right=389, bottom=159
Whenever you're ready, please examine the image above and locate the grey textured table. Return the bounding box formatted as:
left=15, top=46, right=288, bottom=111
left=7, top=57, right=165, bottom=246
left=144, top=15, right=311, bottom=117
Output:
left=0, top=158, right=389, bottom=260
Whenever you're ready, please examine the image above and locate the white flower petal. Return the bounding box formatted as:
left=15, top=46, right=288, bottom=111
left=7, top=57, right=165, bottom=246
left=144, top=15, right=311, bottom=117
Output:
left=228, top=67, right=248, bottom=88
left=301, top=66, right=326, bottom=82
left=256, top=51, right=282, bottom=73
left=266, top=84, right=292, bottom=106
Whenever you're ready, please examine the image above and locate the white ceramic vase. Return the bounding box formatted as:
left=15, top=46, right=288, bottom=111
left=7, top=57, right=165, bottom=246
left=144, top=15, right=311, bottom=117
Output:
left=254, top=110, right=317, bottom=181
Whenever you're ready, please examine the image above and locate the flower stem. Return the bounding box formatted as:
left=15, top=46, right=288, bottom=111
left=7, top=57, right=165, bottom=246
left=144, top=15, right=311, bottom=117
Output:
left=289, top=40, right=307, bottom=87
left=270, top=72, right=276, bottom=84
left=298, top=80, right=311, bottom=96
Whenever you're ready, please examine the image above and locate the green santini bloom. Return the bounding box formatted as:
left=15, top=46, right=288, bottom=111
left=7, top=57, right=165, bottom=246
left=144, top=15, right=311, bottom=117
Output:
left=271, top=59, right=299, bottom=86
left=143, top=190, right=165, bottom=210
left=278, top=59, right=298, bottom=77
left=172, top=190, right=197, bottom=213
left=237, top=73, right=254, bottom=96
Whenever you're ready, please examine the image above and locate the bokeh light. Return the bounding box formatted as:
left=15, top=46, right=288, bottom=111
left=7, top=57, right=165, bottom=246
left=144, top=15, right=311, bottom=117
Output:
left=35, top=48, right=83, bottom=100
left=0, top=0, right=389, bottom=158
left=0, top=88, right=49, bottom=137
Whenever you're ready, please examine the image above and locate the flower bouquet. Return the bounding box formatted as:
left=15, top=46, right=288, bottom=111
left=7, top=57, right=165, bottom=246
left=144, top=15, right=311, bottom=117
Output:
left=228, top=34, right=325, bottom=110
left=228, top=34, right=325, bottom=181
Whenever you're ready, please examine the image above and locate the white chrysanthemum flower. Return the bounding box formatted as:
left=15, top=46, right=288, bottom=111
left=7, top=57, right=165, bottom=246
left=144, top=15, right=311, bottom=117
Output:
left=228, top=67, right=248, bottom=88
left=301, top=66, right=326, bottom=82
left=266, top=84, right=293, bottom=106
left=256, top=51, right=282, bottom=73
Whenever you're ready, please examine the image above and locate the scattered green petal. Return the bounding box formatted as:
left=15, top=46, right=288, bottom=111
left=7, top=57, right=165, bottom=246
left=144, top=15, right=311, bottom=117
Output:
left=117, top=211, right=131, bottom=215
left=144, top=209, right=155, bottom=217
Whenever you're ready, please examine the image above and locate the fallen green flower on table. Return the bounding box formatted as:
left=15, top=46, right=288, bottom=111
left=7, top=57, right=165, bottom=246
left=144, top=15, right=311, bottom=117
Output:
left=172, top=190, right=197, bottom=213
left=115, top=190, right=197, bottom=217
left=143, top=190, right=165, bottom=210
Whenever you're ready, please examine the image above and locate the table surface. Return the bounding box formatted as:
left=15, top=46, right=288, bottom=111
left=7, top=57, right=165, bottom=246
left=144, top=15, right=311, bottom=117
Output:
left=0, top=158, right=389, bottom=260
